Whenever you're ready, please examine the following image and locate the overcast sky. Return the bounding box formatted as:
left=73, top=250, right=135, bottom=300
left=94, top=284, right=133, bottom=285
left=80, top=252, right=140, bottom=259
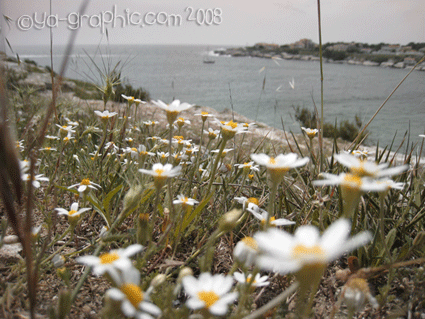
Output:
left=2, top=0, right=424, bottom=47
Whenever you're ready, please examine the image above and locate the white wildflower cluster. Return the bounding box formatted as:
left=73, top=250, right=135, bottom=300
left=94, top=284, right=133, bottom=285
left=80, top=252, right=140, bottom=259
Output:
left=77, top=244, right=161, bottom=319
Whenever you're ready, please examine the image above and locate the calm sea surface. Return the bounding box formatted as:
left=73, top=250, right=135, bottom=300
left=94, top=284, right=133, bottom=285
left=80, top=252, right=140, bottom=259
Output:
left=14, top=44, right=425, bottom=148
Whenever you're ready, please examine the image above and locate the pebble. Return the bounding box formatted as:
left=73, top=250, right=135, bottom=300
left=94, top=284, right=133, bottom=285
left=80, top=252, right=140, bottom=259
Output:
left=82, top=305, right=92, bottom=315
left=3, top=235, right=19, bottom=244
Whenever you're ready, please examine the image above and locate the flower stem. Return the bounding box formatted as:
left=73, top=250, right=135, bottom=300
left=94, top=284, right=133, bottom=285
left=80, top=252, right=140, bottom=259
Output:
left=205, top=137, right=228, bottom=197
left=242, top=282, right=299, bottom=319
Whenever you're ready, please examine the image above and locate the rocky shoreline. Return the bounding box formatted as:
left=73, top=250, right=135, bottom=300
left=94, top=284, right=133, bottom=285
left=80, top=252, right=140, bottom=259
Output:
left=214, top=47, right=425, bottom=71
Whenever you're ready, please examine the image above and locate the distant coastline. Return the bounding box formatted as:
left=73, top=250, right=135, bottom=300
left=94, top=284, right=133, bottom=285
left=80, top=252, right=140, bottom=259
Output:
left=215, top=40, right=425, bottom=71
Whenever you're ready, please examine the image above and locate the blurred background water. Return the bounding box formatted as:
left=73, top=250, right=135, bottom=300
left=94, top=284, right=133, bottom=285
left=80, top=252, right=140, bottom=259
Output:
left=13, top=44, right=425, bottom=148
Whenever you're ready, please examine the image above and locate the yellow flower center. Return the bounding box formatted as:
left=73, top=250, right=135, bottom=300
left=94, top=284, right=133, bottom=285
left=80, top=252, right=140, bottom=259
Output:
left=177, top=117, right=184, bottom=122
left=131, top=148, right=138, bottom=152
left=248, top=174, right=254, bottom=180
left=350, top=162, right=373, bottom=177
left=68, top=210, right=77, bottom=216
left=197, top=291, right=220, bottom=308
left=139, top=213, right=150, bottom=221
left=81, top=178, right=91, bottom=185
left=342, top=174, right=363, bottom=190
left=201, top=111, right=208, bottom=115
left=121, top=283, right=144, bottom=308
left=247, top=197, right=259, bottom=206
left=45, top=147, right=51, bottom=150
left=292, top=244, right=325, bottom=260
left=269, top=157, right=276, bottom=165
left=241, top=237, right=258, bottom=250
left=225, top=120, right=238, bottom=129
left=246, top=276, right=257, bottom=284
left=99, top=252, right=120, bottom=264
left=261, top=216, right=276, bottom=226
left=155, top=169, right=164, bottom=176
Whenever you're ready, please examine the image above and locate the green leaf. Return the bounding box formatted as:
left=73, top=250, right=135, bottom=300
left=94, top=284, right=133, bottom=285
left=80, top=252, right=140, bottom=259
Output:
left=87, top=193, right=111, bottom=227
left=102, top=184, right=123, bottom=215
left=176, top=192, right=214, bottom=238
left=385, top=228, right=397, bottom=251
left=55, top=185, right=79, bottom=195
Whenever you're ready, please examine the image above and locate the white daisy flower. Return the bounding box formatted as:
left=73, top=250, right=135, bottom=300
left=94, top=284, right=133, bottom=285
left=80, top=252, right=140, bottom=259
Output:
left=94, top=110, right=118, bottom=121
left=242, top=122, right=256, bottom=129
left=215, top=119, right=247, bottom=140
left=301, top=127, right=319, bottom=139
left=233, top=236, right=259, bottom=267
left=45, top=135, right=60, bottom=140
left=182, top=272, right=238, bottom=316
left=124, top=147, right=141, bottom=159
left=247, top=206, right=295, bottom=227
left=334, top=153, right=408, bottom=178
left=195, top=111, right=215, bottom=122
left=204, top=127, right=220, bottom=140
left=105, top=141, right=120, bottom=154
left=341, top=277, right=379, bottom=312
left=121, top=94, right=135, bottom=106
left=55, top=124, right=76, bottom=136
left=22, top=173, right=49, bottom=188
left=16, top=140, right=25, bottom=152
left=64, top=117, right=79, bottom=127
left=143, top=120, right=158, bottom=127
left=175, top=117, right=191, bottom=128
left=211, top=148, right=233, bottom=157
left=106, top=266, right=161, bottom=319
left=152, top=99, right=193, bottom=124
left=139, top=163, right=181, bottom=189
left=233, top=272, right=270, bottom=287
left=173, top=195, right=199, bottom=206
left=312, top=173, right=392, bottom=193
left=55, top=202, right=91, bottom=218
left=20, top=159, right=30, bottom=173
left=254, top=219, right=371, bottom=275
left=134, top=98, right=146, bottom=106
left=138, top=145, right=155, bottom=158
left=69, top=178, right=101, bottom=193
left=251, top=153, right=309, bottom=184
left=234, top=196, right=260, bottom=209
left=76, top=244, right=144, bottom=284
left=55, top=202, right=91, bottom=226
left=234, top=161, right=260, bottom=173
left=39, top=146, right=57, bottom=152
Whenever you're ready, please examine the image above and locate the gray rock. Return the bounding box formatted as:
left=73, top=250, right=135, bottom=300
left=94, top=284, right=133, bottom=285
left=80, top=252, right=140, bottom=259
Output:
left=0, top=242, right=23, bottom=267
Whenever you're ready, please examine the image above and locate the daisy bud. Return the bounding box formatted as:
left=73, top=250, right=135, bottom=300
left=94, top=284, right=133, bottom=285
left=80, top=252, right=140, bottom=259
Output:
left=177, top=267, right=193, bottom=284
left=219, top=208, right=242, bottom=232
left=150, top=274, right=166, bottom=288
left=123, top=185, right=144, bottom=213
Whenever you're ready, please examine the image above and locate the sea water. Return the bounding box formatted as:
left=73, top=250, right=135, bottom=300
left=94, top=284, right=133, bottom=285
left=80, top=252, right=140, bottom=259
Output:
left=13, top=44, right=425, bottom=148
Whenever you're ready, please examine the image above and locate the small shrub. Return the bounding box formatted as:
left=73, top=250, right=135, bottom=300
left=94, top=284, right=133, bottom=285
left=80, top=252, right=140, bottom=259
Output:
left=294, top=106, right=366, bottom=142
